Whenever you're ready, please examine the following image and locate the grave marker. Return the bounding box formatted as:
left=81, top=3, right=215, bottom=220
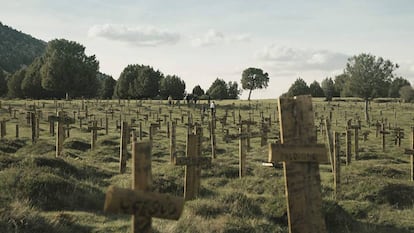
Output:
left=175, top=129, right=211, bottom=200
left=119, top=121, right=129, bottom=173
left=404, top=127, right=414, bottom=181
left=268, top=95, right=328, bottom=233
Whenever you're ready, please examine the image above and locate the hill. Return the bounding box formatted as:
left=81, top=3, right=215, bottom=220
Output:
left=0, top=22, right=46, bottom=74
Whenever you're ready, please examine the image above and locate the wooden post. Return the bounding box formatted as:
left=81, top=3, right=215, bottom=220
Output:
left=210, top=117, right=216, bottom=159
left=333, top=131, right=340, bottom=200
left=105, top=117, right=109, bottom=135
left=239, top=127, right=247, bottom=178
left=174, top=131, right=211, bottom=200
left=56, top=111, right=64, bottom=157
left=380, top=123, right=390, bottom=152
left=325, top=118, right=334, bottom=171
left=170, top=121, right=176, bottom=163
left=15, top=124, right=19, bottom=138
left=132, top=141, right=152, bottom=232
left=268, top=95, right=328, bottom=233
left=119, top=121, right=129, bottom=173
left=91, top=120, right=98, bottom=150
left=346, top=129, right=351, bottom=165
left=404, top=127, right=414, bottom=181
left=0, top=120, right=6, bottom=138
left=31, top=112, right=36, bottom=143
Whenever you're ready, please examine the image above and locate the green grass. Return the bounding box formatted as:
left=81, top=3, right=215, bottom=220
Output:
left=1, top=98, right=414, bottom=232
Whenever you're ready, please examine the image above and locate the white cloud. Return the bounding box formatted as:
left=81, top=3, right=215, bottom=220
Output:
left=191, top=29, right=250, bottom=47
left=88, top=24, right=180, bottom=46
left=255, top=45, right=349, bottom=72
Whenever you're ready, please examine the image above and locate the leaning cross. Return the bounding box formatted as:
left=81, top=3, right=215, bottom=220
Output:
left=104, top=142, right=184, bottom=233
left=268, top=95, right=328, bottom=233
left=175, top=129, right=211, bottom=200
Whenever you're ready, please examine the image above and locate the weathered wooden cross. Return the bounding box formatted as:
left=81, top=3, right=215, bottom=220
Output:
left=174, top=127, right=211, bottom=200
left=380, top=123, right=390, bottom=152
left=104, top=142, right=184, bottom=233
left=50, top=111, right=75, bottom=157
left=268, top=95, right=328, bottom=233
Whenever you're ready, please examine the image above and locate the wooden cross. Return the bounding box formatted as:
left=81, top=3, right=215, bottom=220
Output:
left=104, top=142, right=184, bottom=233
left=347, top=119, right=360, bottom=160
left=380, top=123, right=390, bottom=152
left=393, top=127, right=404, bottom=147
left=404, top=127, right=414, bottom=181
left=239, top=126, right=248, bottom=178
left=119, top=121, right=129, bottom=173
left=268, top=95, right=328, bottom=233
left=174, top=129, right=211, bottom=200
left=88, top=120, right=104, bottom=150
left=51, top=111, right=75, bottom=157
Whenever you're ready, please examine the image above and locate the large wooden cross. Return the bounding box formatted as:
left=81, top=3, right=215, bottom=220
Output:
left=268, top=95, right=328, bottom=233
left=175, top=129, right=211, bottom=200
left=104, top=142, right=184, bottom=233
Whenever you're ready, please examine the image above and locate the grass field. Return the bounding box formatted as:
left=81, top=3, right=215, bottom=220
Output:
left=1, top=97, right=414, bottom=233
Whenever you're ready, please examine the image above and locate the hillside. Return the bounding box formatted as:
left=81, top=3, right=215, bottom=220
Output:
left=0, top=22, right=46, bottom=73
left=1, top=98, right=414, bottom=232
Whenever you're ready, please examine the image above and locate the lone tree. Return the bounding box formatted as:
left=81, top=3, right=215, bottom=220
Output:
left=241, top=67, right=269, bottom=100
left=345, top=53, right=398, bottom=122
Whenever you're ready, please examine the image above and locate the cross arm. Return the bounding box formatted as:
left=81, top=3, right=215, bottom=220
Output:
left=104, top=185, right=184, bottom=220
left=268, top=143, right=329, bottom=164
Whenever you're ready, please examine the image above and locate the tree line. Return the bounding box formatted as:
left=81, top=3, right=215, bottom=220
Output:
left=284, top=53, right=413, bottom=102
left=0, top=39, right=272, bottom=100
left=283, top=53, right=413, bottom=121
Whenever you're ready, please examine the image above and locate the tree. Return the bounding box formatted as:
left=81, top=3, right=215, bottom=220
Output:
left=309, top=80, right=324, bottom=97
left=0, top=70, right=7, bottom=97
left=287, top=78, right=310, bottom=97
left=207, top=78, right=228, bottom=99
left=21, top=57, right=55, bottom=99
left=399, top=85, right=414, bottom=102
left=389, top=77, right=410, bottom=98
left=321, top=78, right=335, bottom=101
left=7, top=68, right=26, bottom=98
left=227, top=81, right=241, bottom=99
left=241, top=67, right=269, bottom=100
left=114, top=64, right=163, bottom=99
left=159, top=75, right=186, bottom=99
left=345, top=53, right=398, bottom=122
left=96, top=72, right=116, bottom=99
left=40, top=39, right=99, bottom=98
left=192, top=85, right=205, bottom=97
left=333, top=73, right=350, bottom=97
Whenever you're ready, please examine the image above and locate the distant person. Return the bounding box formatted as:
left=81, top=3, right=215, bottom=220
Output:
left=168, top=95, right=173, bottom=106
left=210, top=101, right=216, bottom=117
left=207, top=95, right=211, bottom=105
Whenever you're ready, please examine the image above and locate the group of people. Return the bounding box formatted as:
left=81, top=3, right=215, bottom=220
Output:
left=167, top=95, right=216, bottom=116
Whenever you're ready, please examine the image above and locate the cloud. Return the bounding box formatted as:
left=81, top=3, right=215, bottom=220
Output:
left=88, top=24, right=180, bottom=46
left=255, top=45, right=349, bottom=72
left=191, top=29, right=250, bottom=47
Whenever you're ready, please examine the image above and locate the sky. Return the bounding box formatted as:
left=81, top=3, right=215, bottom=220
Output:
left=1, top=0, right=414, bottom=99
